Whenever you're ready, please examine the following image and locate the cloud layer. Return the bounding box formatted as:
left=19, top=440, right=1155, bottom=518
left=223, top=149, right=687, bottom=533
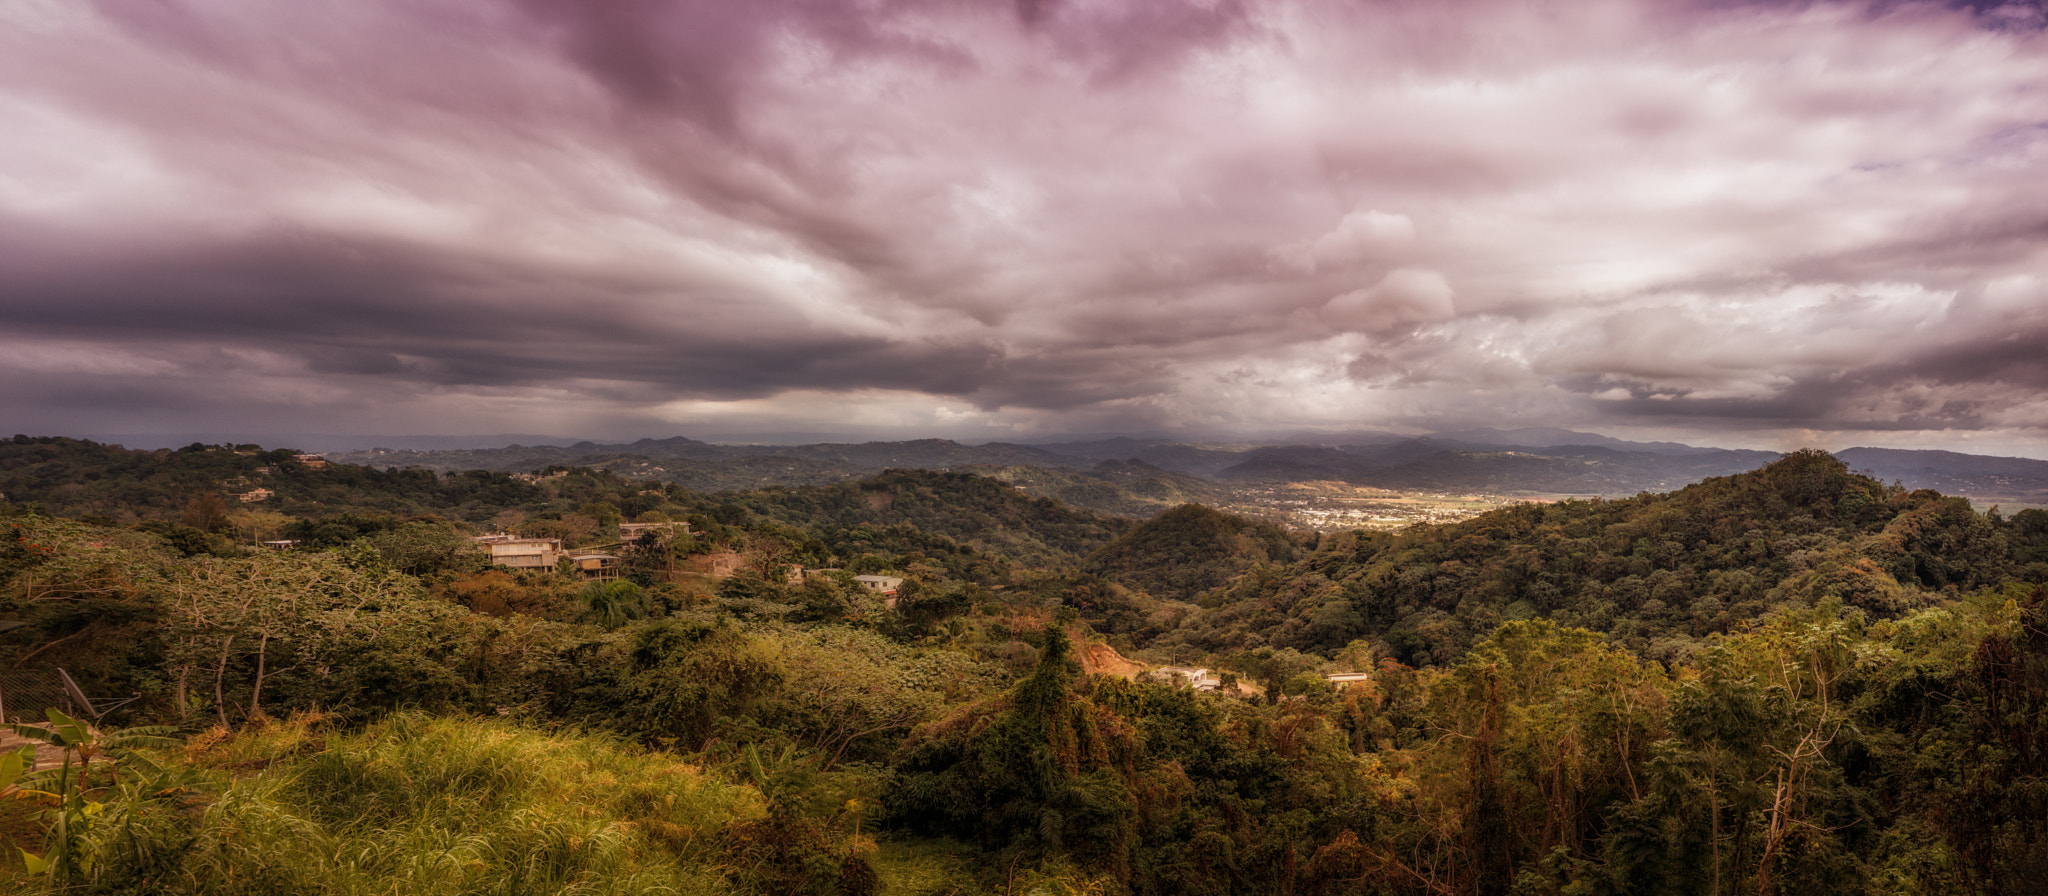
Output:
left=3, top=0, right=2045, bottom=453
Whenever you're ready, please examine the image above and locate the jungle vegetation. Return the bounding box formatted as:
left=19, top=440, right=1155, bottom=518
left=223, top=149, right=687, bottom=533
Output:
left=1, top=442, right=2045, bottom=895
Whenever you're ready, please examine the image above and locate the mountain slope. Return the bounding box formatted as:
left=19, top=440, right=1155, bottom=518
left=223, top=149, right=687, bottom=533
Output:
left=1082, top=503, right=1302, bottom=602
left=722, top=468, right=1134, bottom=569
left=1838, top=447, right=2048, bottom=504
left=1158, top=450, right=2048, bottom=664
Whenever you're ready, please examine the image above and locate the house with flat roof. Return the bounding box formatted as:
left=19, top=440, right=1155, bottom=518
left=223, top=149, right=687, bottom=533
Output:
left=853, top=575, right=903, bottom=595
left=1324, top=671, right=1373, bottom=689
left=854, top=575, right=905, bottom=609
left=1152, top=666, right=1221, bottom=691
left=474, top=535, right=562, bottom=570
left=566, top=551, right=621, bottom=581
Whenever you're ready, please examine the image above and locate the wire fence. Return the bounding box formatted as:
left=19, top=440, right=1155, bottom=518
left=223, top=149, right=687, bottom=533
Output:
left=0, top=666, right=68, bottom=724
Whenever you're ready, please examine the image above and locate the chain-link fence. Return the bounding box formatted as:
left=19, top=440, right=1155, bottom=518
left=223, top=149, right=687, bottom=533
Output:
left=0, top=666, right=67, bottom=724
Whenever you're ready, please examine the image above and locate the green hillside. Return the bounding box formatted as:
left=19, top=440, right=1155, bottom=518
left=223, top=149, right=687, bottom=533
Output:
left=721, top=468, right=1134, bottom=570
left=0, top=436, right=691, bottom=526
left=1083, top=503, right=1303, bottom=602
left=1160, top=450, right=2048, bottom=662
left=6, top=446, right=2048, bottom=895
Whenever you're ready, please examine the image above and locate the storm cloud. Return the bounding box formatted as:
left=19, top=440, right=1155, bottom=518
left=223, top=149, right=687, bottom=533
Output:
left=2, top=0, right=2045, bottom=453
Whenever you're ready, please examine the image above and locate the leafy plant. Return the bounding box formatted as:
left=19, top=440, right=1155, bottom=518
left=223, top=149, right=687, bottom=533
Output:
left=4, top=708, right=183, bottom=886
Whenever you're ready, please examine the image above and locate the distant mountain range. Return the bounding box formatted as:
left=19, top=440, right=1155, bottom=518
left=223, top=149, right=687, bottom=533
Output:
left=320, top=429, right=2048, bottom=508
left=1834, top=447, right=2048, bottom=506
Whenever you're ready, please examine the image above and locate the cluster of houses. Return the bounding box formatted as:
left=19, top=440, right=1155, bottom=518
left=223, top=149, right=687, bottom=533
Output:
left=1150, top=666, right=1373, bottom=694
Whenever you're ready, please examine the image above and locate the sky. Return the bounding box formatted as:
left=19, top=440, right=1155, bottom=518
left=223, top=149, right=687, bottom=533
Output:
left=4, top=0, right=2047, bottom=456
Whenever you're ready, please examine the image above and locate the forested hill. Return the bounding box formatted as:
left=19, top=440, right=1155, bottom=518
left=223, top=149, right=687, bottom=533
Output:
left=9, top=440, right=2048, bottom=892
left=718, top=468, right=1135, bottom=570
left=1083, top=503, right=1304, bottom=602
left=0, top=436, right=685, bottom=525
left=1154, top=450, right=2048, bottom=664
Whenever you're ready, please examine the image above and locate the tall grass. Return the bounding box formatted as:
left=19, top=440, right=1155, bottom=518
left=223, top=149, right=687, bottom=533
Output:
left=32, top=712, right=763, bottom=896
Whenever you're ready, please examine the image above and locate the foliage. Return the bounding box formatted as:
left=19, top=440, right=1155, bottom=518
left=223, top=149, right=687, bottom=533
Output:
left=8, top=444, right=2048, bottom=896
left=610, top=620, right=789, bottom=752
left=759, top=625, right=1006, bottom=768
left=578, top=579, right=652, bottom=629
left=357, top=522, right=486, bottom=578
left=1164, top=451, right=2030, bottom=664
left=157, top=552, right=464, bottom=724
left=3, top=709, right=185, bottom=888
left=0, top=436, right=689, bottom=528
left=1085, top=503, right=1301, bottom=602
left=890, top=626, right=1144, bottom=881
left=728, top=469, right=1134, bottom=570
left=8, top=712, right=764, bottom=896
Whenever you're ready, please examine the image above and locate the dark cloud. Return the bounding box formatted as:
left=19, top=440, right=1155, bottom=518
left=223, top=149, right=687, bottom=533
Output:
left=0, top=223, right=1015, bottom=401
left=0, top=0, right=2044, bottom=453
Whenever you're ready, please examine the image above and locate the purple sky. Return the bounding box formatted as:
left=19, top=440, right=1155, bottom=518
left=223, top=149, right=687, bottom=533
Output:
left=5, top=0, right=2048, bottom=455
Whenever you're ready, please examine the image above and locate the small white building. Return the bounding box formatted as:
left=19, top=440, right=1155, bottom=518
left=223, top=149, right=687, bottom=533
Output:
left=853, top=575, right=904, bottom=595
left=1324, top=671, right=1373, bottom=690
left=1153, top=666, right=1221, bottom=691
left=854, top=575, right=905, bottom=609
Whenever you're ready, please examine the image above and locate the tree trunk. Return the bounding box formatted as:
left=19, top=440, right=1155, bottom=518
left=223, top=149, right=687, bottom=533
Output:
left=213, top=635, right=236, bottom=727
left=248, top=632, right=270, bottom=719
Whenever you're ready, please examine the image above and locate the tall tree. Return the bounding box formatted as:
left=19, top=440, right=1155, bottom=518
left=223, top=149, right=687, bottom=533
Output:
left=180, top=491, right=230, bottom=533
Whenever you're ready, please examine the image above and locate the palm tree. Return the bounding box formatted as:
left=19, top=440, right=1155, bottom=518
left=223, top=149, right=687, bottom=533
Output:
left=579, top=580, right=650, bottom=629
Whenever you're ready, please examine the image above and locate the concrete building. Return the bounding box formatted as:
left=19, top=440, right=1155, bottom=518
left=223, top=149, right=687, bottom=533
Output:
left=1324, top=671, right=1373, bottom=690
left=1153, top=666, right=1221, bottom=691
left=853, top=575, right=904, bottom=596
left=474, top=535, right=562, bottom=570
left=566, top=551, right=622, bottom=581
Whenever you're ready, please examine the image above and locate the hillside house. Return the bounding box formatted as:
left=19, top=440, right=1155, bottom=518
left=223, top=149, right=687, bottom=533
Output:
left=474, top=535, right=562, bottom=570
left=1153, top=666, right=1221, bottom=691
left=293, top=454, right=328, bottom=470
left=854, top=575, right=905, bottom=609
left=238, top=488, right=275, bottom=503
left=853, top=575, right=903, bottom=596
left=1324, top=671, right=1373, bottom=690
left=566, top=551, right=621, bottom=581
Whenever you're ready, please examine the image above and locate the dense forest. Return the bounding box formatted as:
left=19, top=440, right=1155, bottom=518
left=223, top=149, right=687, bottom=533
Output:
left=3, top=438, right=2046, bottom=895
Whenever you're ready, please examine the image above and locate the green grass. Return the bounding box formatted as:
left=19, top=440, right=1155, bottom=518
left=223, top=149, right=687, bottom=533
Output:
left=16, top=712, right=765, bottom=896
left=869, top=836, right=987, bottom=895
